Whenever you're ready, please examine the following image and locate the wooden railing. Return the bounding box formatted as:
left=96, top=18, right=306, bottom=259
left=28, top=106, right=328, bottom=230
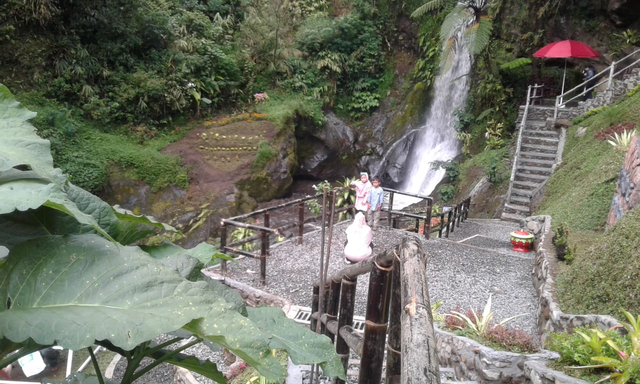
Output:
left=310, top=237, right=440, bottom=384
left=219, top=186, right=438, bottom=285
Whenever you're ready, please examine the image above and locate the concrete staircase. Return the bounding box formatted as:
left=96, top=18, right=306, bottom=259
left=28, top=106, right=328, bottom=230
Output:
left=501, top=106, right=576, bottom=222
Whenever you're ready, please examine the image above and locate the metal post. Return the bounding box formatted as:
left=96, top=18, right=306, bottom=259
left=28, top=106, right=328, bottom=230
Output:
left=298, top=201, right=305, bottom=244
left=608, top=60, right=616, bottom=89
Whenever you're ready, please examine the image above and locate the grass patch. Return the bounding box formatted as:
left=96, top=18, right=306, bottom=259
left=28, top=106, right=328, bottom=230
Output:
left=17, top=93, right=190, bottom=193
left=535, top=92, right=640, bottom=231
left=556, top=206, right=640, bottom=319
left=255, top=92, right=325, bottom=132
left=458, top=147, right=510, bottom=184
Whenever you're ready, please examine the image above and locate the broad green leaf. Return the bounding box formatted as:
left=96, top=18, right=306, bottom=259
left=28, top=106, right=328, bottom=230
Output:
left=0, top=180, right=112, bottom=240
left=0, top=85, right=62, bottom=185
left=183, top=315, right=285, bottom=382
left=0, top=208, right=87, bottom=250
left=113, top=205, right=175, bottom=232
left=247, top=306, right=346, bottom=380
left=0, top=234, right=238, bottom=351
left=143, top=242, right=205, bottom=280
left=146, top=350, right=225, bottom=383
left=204, top=280, right=246, bottom=315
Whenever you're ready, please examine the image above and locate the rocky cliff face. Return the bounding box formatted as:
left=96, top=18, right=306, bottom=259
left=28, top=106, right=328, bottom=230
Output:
left=608, top=0, right=640, bottom=26
left=608, top=135, right=640, bottom=226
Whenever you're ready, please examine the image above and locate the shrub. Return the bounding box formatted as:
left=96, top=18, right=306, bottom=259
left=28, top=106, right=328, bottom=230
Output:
left=593, top=122, right=636, bottom=141
left=485, top=325, right=538, bottom=354
left=253, top=140, right=276, bottom=171
left=551, top=222, right=570, bottom=261
left=438, top=184, right=456, bottom=201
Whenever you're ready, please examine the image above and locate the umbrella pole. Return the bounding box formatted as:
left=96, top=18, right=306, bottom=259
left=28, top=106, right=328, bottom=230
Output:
left=560, top=59, right=567, bottom=106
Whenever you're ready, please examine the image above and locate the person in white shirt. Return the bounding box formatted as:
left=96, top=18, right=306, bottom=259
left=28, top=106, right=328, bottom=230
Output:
left=351, top=172, right=372, bottom=214
left=344, top=212, right=373, bottom=263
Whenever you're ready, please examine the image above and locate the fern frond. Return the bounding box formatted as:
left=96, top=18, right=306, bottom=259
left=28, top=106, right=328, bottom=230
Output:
left=439, top=5, right=466, bottom=42
left=410, top=0, right=446, bottom=18
left=500, top=58, right=532, bottom=70
left=465, top=15, right=493, bottom=55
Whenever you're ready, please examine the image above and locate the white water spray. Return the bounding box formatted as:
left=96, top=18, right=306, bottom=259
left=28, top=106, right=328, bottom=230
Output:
left=395, top=23, right=473, bottom=208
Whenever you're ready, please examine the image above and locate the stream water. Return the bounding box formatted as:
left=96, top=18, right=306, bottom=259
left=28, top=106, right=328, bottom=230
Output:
left=394, top=25, right=473, bottom=208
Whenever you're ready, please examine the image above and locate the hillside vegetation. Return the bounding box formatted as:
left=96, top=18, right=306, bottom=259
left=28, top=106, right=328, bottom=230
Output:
left=537, top=89, right=640, bottom=319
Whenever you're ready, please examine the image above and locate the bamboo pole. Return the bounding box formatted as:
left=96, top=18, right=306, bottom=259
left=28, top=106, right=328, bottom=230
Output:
left=425, top=199, right=433, bottom=240
left=222, top=247, right=258, bottom=259
left=399, top=238, right=440, bottom=383
left=359, top=252, right=393, bottom=384
left=222, top=219, right=278, bottom=234
left=438, top=213, right=445, bottom=238
left=456, top=202, right=462, bottom=227
left=385, top=250, right=402, bottom=384
left=445, top=210, right=452, bottom=238
left=259, top=211, right=270, bottom=286
left=311, top=284, right=319, bottom=332
left=220, top=224, right=228, bottom=274
left=450, top=206, right=456, bottom=233
left=316, top=188, right=328, bottom=335
left=334, top=276, right=357, bottom=384
left=298, top=201, right=305, bottom=244
left=320, top=316, right=364, bottom=353
left=387, top=191, right=395, bottom=228
left=326, top=277, right=342, bottom=343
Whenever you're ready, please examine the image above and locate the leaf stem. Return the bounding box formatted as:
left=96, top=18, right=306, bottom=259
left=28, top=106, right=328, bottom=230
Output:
left=130, top=338, right=201, bottom=382
left=88, top=346, right=105, bottom=384
left=144, top=337, right=183, bottom=356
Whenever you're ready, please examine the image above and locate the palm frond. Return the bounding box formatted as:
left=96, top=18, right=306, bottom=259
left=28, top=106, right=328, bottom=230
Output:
left=410, top=0, right=446, bottom=19
left=465, top=15, right=493, bottom=55
left=499, top=58, right=532, bottom=70
left=440, top=36, right=458, bottom=70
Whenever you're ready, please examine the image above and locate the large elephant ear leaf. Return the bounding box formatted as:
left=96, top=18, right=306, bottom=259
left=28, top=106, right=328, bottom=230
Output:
left=0, top=85, right=63, bottom=185
left=247, top=306, right=346, bottom=380
left=52, top=373, right=120, bottom=384
left=0, top=234, right=237, bottom=351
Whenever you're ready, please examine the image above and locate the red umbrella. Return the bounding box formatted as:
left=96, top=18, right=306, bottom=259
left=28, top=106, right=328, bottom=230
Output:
left=533, top=40, right=600, bottom=99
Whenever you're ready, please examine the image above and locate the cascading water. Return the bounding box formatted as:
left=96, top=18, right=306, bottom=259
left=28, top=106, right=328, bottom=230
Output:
left=394, top=23, right=473, bottom=208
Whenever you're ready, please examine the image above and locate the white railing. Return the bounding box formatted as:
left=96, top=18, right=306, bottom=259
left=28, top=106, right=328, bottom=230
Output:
left=553, top=49, right=640, bottom=120
left=506, top=84, right=541, bottom=205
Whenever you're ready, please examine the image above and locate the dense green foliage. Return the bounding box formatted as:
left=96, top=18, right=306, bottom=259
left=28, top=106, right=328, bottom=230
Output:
left=555, top=206, right=640, bottom=319
left=0, top=85, right=344, bottom=383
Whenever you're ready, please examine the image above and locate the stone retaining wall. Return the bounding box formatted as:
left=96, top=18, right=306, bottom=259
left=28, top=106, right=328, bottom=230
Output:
left=435, top=215, right=620, bottom=383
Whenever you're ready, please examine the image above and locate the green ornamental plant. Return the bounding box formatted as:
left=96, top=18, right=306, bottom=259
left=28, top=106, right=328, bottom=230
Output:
left=0, top=85, right=345, bottom=383
left=446, top=295, right=525, bottom=337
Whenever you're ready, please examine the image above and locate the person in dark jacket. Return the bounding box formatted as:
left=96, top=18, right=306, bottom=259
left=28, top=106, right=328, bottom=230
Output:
left=583, top=65, right=596, bottom=100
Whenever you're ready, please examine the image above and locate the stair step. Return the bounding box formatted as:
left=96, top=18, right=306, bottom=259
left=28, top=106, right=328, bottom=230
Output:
left=515, top=172, right=548, bottom=182
left=509, top=195, right=531, bottom=205
left=522, top=136, right=560, bottom=146
left=518, top=158, right=555, bottom=168
left=511, top=188, right=533, bottom=198
left=504, top=203, right=530, bottom=215
left=519, top=151, right=556, bottom=160
left=513, top=180, right=543, bottom=190
left=523, top=130, right=558, bottom=138
left=517, top=165, right=552, bottom=175
left=501, top=212, right=526, bottom=222
left=520, top=143, right=557, bottom=154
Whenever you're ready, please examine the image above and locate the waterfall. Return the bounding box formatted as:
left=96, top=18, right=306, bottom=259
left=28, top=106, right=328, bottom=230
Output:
left=394, top=23, right=473, bottom=208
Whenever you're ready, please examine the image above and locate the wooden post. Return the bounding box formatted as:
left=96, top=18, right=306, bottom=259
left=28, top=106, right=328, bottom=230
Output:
left=445, top=210, right=452, bottom=238
left=387, top=191, right=394, bottom=228
left=456, top=202, right=462, bottom=227
left=311, top=283, right=319, bottom=332
left=326, top=277, right=342, bottom=343
left=220, top=223, right=228, bottom=274
left=385, top=253, right=401, bottom=384
left=359, top=253, right=393, bottom=384
left=298, top=201, right=305, bottom=244
left=438, top=213, right=445, bottom=239
left=321, top=282, right=330, bottom=336
left=450, top=206, right=456, bottom=233
left=335, top=276, right=357, bottom=384
left=425, top=199, right=433, bottom=240
left=414, top=217, right=420, bottom=234
left=399, top=238, right=440, bottom=383
left=259, top=212, right=270, bottom=286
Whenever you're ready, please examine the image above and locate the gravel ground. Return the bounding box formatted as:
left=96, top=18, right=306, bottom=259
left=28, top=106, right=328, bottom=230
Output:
left=222, top=218, right=538, bottom=336
left=109, top=219, right=538, bottom=384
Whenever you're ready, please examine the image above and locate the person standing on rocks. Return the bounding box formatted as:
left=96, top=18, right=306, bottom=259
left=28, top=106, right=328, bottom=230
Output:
left=366, top=176, right=384, bottom=231
left=351, top=172, right=372, bottom=215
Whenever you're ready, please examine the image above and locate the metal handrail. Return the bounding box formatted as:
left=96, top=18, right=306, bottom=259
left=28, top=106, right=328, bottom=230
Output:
left=554, top=49, right=640, bottom=120
left=506, top=84, right=536, bottom=206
